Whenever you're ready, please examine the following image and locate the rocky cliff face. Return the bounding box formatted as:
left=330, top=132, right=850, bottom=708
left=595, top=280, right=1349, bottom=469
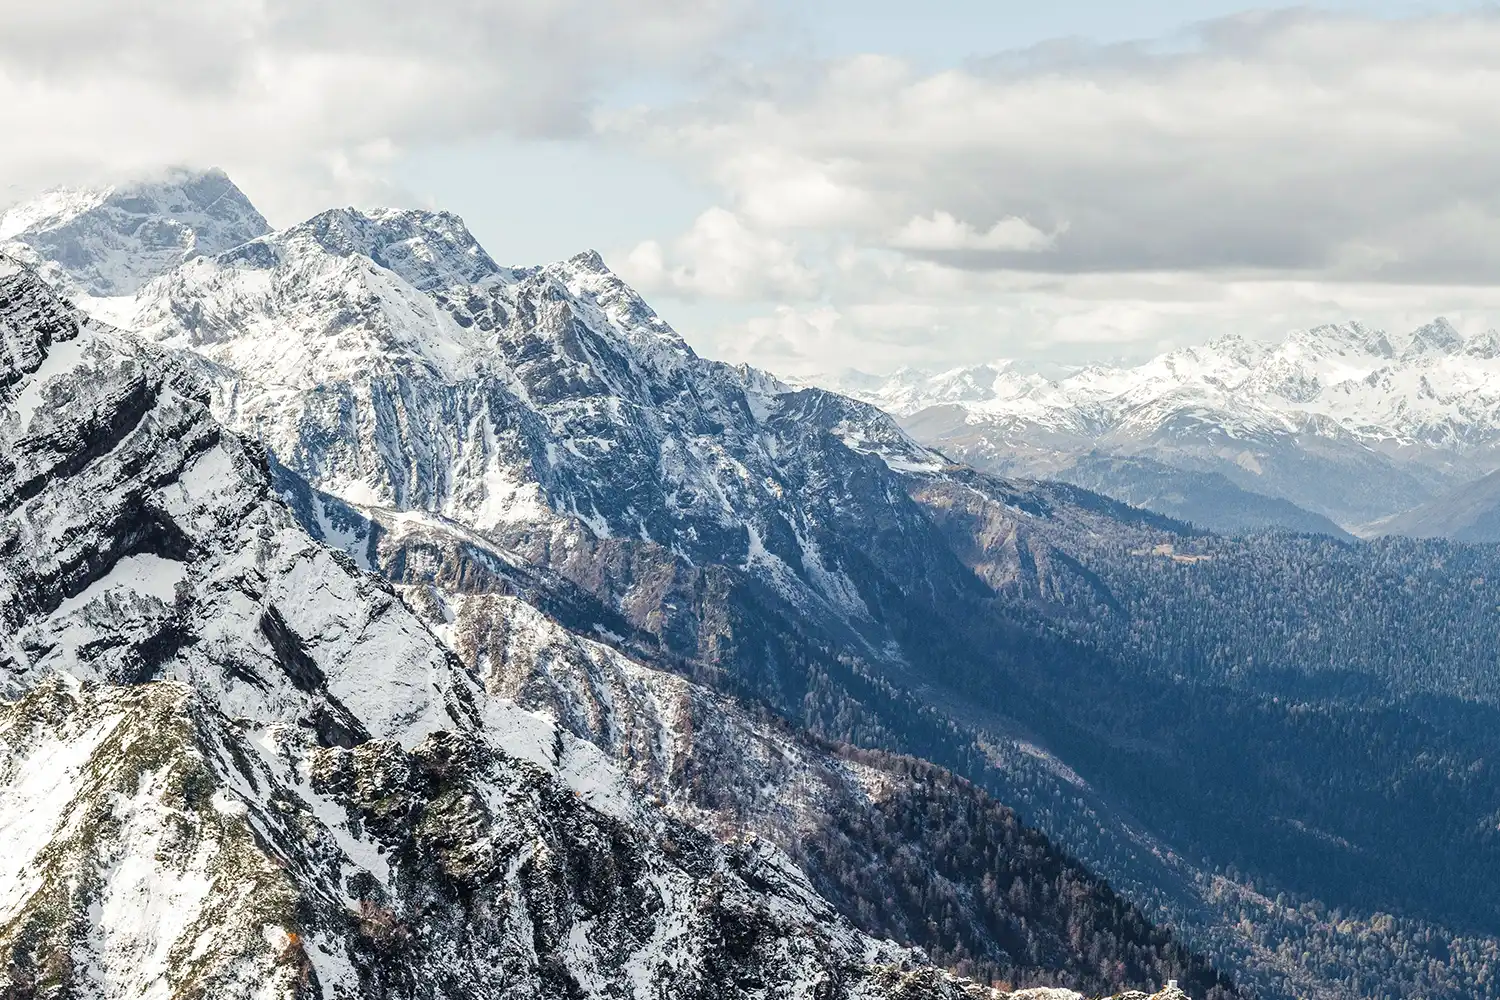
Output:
left=1, top=676, right=1016, bottom=1000
left=395, top=585, right=1237, bottom=998
left=83, top=208, right=1028, bottom=697
left=11, top=194, right=1415, bottom=999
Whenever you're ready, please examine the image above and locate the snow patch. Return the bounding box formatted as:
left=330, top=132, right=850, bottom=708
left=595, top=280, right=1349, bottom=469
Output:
left=177, top=444, right=240, bottom=502
left=0, top=186, right=110, bottom=240
left=92, top=768, right=218, bottom=995
left=210, top=788, right=249, bottom=818
left=1012, top=740, right=1092, bottom=791
left=54, top=553, right=188, bottom=617
left=9, top=330, right=93, bottom=429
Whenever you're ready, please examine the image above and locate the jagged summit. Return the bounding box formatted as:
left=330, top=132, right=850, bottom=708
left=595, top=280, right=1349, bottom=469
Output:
left=829, top=316, right=1486, bottom=418
left=0, top=167, right=270, bottom=296
left=1403, top=316, right=1466, bottom=358
left=1466, top=328, right=1500, bottom=359
left=566, top=247, right=610, bottom=272
left=0, top=170, right=683, bottom=396
left=74, top=199, right=694, bottom=399
left=260, top=205, right=504, bottom=291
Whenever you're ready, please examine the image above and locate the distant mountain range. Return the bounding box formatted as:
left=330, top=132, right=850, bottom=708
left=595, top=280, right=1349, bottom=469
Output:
left=1056, top=453, right=1354, bottom=539
left=9, top=168, right=1500, bottom=1000
left=810, top=321, right=1500, bottom=532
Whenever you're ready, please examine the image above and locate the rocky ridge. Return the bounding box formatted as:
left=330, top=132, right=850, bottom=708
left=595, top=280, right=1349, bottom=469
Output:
left=47, top=196, right=1307, bottom=997
left=31, top=174, right=1489, bottom=1000
left=400, top=582, right=1238, bottom=997
left=146, top=210, right=1500, bottom=1000
left=16, top=184, right=1464, bottom=999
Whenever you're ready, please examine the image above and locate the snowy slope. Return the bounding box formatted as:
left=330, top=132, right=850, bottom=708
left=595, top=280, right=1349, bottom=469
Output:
left=0, top=260, right=469, bottom=744
left=0, top=177, right=1284, bottom=999
left=0, top=675, right=1008, bottom=1000
left=71, top=206, right=966, bottom=670
left=53, top=195, right=1262, bottom=997
left=397, top=582, right=1240, bottom=1000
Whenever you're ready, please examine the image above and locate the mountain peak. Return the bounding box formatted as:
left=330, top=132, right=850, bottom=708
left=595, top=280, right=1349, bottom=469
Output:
left=1284, top=320, right=1395, bottom=359
left=1464, top=328, right=1500, bottom=359
left=1402, top=316, right=1464, bottom=359
left=276, top=205, right=500, bottom=291
left=87, top=199, right=698, bottom=394
left=565, top=248, right=610, bottom=273
left=0, top=167, right=269, bottom=295
left=1203, top=332, right=1270, bottom=367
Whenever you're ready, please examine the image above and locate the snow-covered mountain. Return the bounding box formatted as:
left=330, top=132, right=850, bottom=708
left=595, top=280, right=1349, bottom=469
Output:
left=812, top=321, right=1500, bottom=527
left=2, top=255, right=1180, bottom=999
left=77, top=203, right=968, bottom=664
left=0, top=179, right=1252, bottom=999
left=0, top=168, right=270, bottom=297
left=15, top=172, right=1500, bottom=1000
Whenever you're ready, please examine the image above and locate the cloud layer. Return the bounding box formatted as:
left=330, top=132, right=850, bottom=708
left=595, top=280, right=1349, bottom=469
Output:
left=619, top=207, right=818, bottom=300
left=0, top=0, right=750, bottom=220
left=632, top=11, right=1500, bottom=280
left=605, top=9, right=1500, bottom=371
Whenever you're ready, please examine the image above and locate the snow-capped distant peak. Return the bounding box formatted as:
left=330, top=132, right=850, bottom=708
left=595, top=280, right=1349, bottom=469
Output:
left=1275, top=321, right=1390, bottom=361
left=0, top=167, right=270, bottom=296
left=1465, top=329, right=1500, bottom=359
left=1402, top=317, right=1465, bottom=359
left=809, top=313, right=1500, bottom=525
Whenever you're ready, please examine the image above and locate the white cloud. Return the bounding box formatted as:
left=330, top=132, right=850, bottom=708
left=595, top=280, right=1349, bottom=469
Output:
left=7, top=4, right=1500, bottom=373
left=708, top=305, right=856, bottom=370
left=617, top=207, right=818, bottom=300
left=890, top=212, right=1058, bottom=252
left=689, top=269, right=1500, bottom=378
left=0, top=0, right=752, bottom=223
left=624, top=11, right=1500, bottom=283
left=719, top=151, right=875, bottom=231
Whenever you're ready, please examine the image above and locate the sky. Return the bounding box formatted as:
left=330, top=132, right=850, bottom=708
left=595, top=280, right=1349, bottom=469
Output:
left=2, top=0, right=1499, bottom=375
